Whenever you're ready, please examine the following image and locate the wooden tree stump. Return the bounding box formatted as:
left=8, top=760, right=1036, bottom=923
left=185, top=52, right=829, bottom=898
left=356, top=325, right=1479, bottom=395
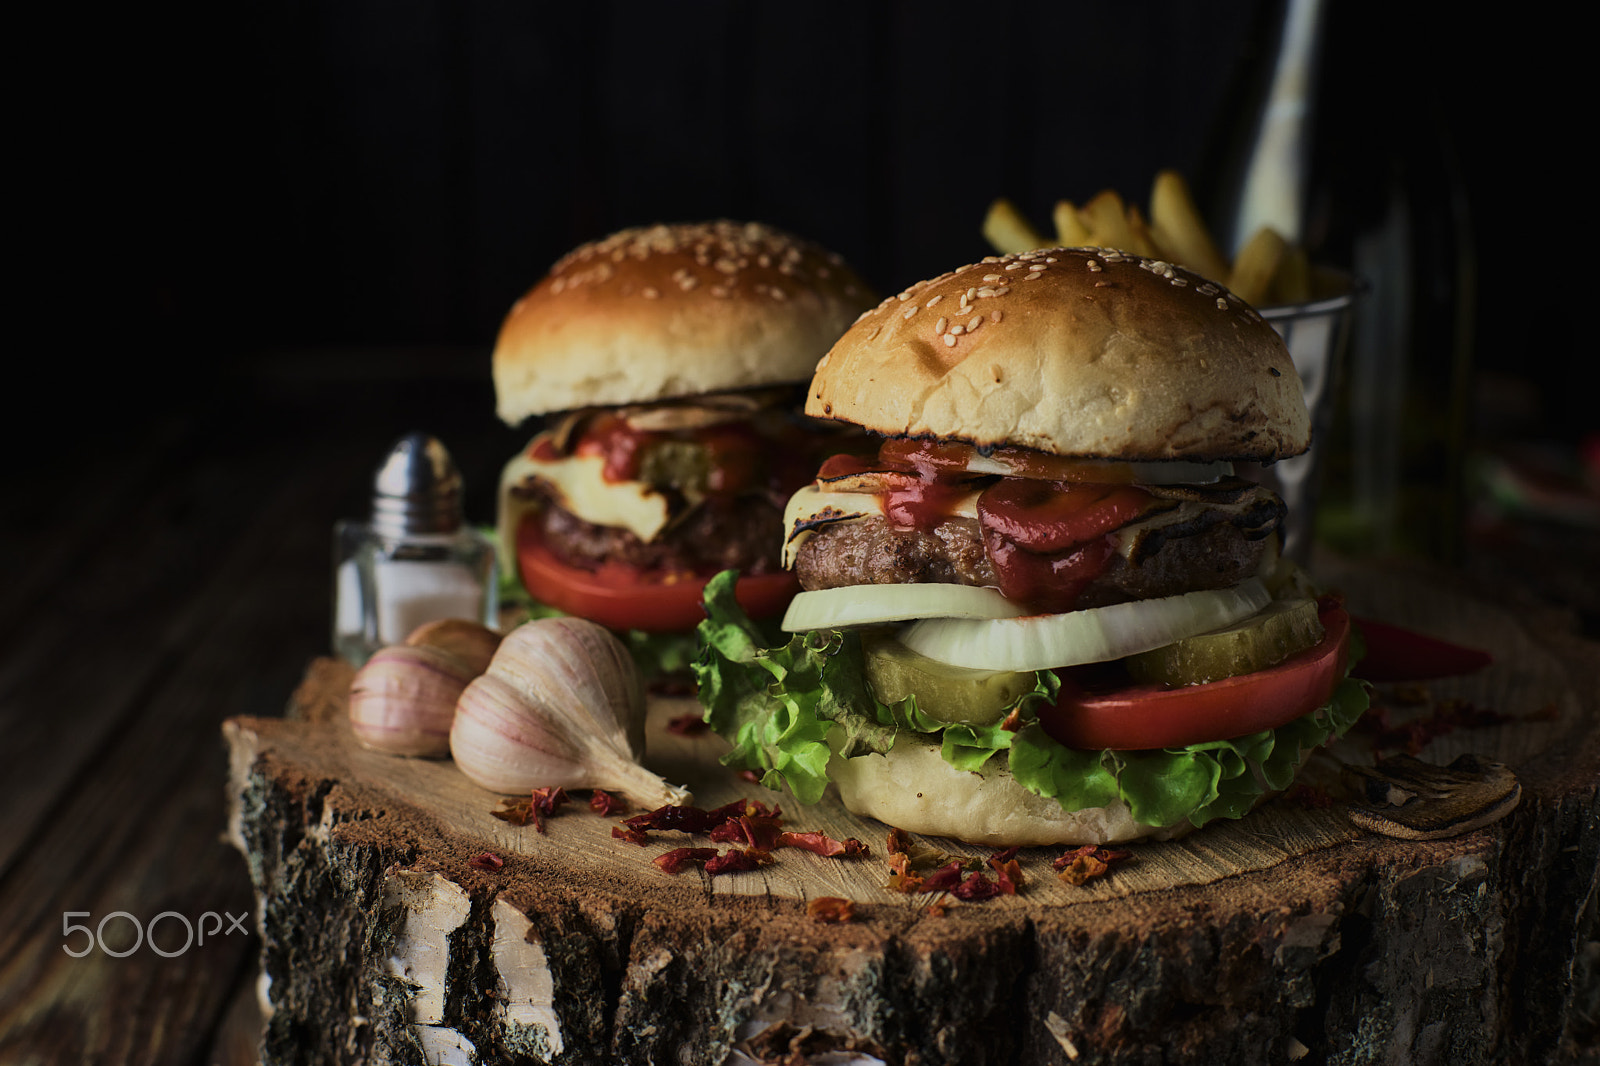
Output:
left=224, top=559, right=1599, bottom=1064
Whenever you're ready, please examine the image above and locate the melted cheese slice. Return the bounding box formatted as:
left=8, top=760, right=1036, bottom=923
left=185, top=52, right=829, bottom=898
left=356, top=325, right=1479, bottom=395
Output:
left=497, top=441, right=670, bottom=561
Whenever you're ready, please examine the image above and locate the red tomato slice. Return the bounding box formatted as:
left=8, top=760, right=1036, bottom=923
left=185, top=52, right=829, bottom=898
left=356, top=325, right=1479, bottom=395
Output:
left=1038, top=603, right=1351, bottom=751
left=516, top=519, right=799, bottom=634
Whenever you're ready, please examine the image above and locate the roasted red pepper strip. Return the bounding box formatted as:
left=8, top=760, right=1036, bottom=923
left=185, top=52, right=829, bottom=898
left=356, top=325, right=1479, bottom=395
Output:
left=1352, top=617, right=1492, bottom=682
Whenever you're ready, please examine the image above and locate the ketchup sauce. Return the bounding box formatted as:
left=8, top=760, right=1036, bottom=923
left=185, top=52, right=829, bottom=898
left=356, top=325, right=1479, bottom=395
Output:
left=836, top=438, right=1158, bottom=613
left=976, top=479, right=1154, bottom=613
left=546, top=411, right=852, bottom=498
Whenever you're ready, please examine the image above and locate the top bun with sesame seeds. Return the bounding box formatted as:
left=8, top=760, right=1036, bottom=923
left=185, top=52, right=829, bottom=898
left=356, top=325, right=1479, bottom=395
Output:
left=493, top=220, right=876, bottom=426
left=806, top=247, right=1309, bottom=462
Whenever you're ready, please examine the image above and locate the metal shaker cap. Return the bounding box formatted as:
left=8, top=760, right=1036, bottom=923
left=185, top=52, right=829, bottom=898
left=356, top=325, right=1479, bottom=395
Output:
left=371, top=432, right=464, bottom=537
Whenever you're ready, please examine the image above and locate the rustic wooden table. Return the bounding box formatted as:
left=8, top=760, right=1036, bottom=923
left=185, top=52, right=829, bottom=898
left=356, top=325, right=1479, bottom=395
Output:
left=2, top=354, right=1595, bottom=1064
left=0, top=354, right=521, bottom=1065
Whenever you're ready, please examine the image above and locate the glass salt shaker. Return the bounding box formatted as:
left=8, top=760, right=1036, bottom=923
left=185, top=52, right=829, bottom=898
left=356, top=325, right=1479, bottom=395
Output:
left=333, top=432, right=498, bottom=664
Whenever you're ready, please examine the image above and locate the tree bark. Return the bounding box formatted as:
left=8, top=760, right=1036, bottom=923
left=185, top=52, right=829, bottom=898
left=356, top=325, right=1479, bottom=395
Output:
left=225, top=559, right=1599, bottom=1065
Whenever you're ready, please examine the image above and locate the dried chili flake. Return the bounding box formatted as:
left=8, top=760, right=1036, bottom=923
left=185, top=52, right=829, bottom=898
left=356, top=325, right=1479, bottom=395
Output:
left=920, top=861, right=966, bottom=894
left=987, top=849, right=1023, bottom=895
left=952, top=871, right=1005, bottom=902
left=522, top=786, right=570, bottom=833
left=665, top=713, right=710, bottom=737
left=653, top=847, right=718, bottom=874
left=808, top=897, right=855, bottom=923
left=625, top=798, right=773, bottom=836
left=705, top=848, right=773, bottom=875
left=625, top=804, right=720, bottom=834
left=589, top=790, right=626, bottom=816
left=1357, top=696, right=1554, bottom=758
left=776, top=830, right=869, bottom=859
left=712, top=810, right=785, bottom=851
left=886, top=827, right=914, bottom=857
left=1053, top=844, right=1131, bottom=886
left=468, top=852, right=504, bottom=872
left=612, top=825, right=651, bottom=846
left=492, top=798, right=535, bottom=827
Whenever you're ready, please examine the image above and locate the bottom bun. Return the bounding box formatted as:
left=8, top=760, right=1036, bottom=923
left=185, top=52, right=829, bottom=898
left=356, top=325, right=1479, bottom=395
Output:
left=828, top=734, right=1191, bottom=847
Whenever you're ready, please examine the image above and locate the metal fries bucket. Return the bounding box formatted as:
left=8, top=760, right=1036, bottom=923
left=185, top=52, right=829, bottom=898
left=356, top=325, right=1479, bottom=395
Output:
left=1246, top=271, right=1362, bottom=564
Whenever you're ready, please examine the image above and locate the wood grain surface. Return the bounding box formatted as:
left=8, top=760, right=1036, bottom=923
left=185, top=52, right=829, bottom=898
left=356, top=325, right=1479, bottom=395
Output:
left=225, top=555, right=1599, bottom=1065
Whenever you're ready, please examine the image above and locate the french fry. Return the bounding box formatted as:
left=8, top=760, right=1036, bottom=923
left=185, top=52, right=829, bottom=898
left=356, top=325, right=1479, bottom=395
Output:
left=1149, top=170, right=1231, bottom=283
left=1270, top=243, right=1312, bottom=305
left=1079, top=189, right=1137, bottom=253
left=1124, top=204, right=1162, bottom=258
left=1227, top=226, right=1288, bottom=307
left=982, top=198, right=1047, bottom=255
left=982, top=171, right=1313, bottom=308
left=1053, top=200, right=1093, bottom=247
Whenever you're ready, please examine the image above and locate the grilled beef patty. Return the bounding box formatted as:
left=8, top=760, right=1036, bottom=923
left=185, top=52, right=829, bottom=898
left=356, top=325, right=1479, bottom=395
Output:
left=521, top=481, right=788, bottom=576
left=794, top=507, right=1275, bottom=609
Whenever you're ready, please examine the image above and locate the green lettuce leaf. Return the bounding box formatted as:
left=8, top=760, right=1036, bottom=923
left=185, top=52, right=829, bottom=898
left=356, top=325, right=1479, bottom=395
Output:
left=694, top=570, right=1371, bottom=830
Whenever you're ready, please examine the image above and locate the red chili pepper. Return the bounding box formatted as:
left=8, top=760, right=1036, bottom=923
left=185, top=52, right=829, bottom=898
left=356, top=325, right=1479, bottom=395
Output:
left=1351, top=617, right=1493, bottom=682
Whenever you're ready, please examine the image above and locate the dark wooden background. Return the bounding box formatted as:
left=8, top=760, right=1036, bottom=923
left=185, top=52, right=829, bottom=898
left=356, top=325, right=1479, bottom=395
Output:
left=27, top=0, right=1587, bottom=451
left=3, top=3, right=1593, bottom=1063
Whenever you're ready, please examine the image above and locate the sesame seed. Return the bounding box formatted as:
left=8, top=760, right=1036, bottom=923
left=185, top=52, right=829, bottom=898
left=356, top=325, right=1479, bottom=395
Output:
left=642, top=286, right=660, bottom=299
left=966, top=287, right=977, bottom=300
left=935, top=316, right=948, bottom=333
left=967, top=314, right=983, bottom=331
left=925, top=294, right=943, bottom=307
left=715, top=258, right=739, bottom=273
left=903, top=306, right=918, bottom=320
left=1005, top=262, right=1024, bottom=270
left=679, top=275, right=699, bottom=290
left=950, top=325, right=965, bottom=336
left=550, top=279, right=566, bottom=294
left=866, top=326, right=881, bottom=340
left=770, top=287, right=787, bottom=301
left=943, top=333, right=958, bottom=347
left=711, top=286, right=730, bottom=298
left=1025, top=272, right=1043, bottom=281
left=1269, top=367, right=1281, bottom=377
left=898, top=291, right=913, bottom=301
left=1087, top=261, right=1103, bottom=272
left=991, top=310, right=1003, bottom=323
left=983, top=274, right=1003, bottom=282
left=1217, top=298, right=1229, bottom=310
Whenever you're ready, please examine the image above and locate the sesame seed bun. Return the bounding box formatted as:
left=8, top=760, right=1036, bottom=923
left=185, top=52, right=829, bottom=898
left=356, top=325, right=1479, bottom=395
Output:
left=806, top=248, right=1310, bottom=462
left=494, top=221, right=876, bottom=424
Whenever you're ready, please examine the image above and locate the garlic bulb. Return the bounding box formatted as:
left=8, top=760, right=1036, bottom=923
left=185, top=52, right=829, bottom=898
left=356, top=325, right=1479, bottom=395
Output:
left=450, top=617, right=691, bottom=808
left=404, top=618, right=503, bottom=675
left=348, top=644, right=477, bottom=757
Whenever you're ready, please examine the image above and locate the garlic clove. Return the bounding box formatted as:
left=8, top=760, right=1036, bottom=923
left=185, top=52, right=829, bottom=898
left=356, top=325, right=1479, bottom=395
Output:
left=348, top=644, right=476, bottom=757
left=403, top=618, right=503, bottom=676
left=450, top=617, right=691, bottom=808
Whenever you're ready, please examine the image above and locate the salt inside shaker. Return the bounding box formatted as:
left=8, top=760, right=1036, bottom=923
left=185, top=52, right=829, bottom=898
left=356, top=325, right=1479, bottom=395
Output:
left=333, top=432, right=499, bottom=664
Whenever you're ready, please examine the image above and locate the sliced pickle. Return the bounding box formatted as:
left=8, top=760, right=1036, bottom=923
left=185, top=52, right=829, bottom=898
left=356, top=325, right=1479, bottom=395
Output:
left=1126, top=597, right=1324, bottom=687
left=861, top=633, right=1034, bottom=727
left=637, top=440, right=712, bottom=492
